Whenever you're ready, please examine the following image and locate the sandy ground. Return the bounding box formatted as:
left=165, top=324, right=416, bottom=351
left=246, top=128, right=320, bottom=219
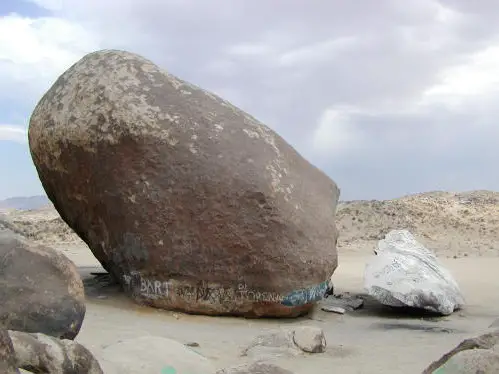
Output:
left=59, top=244, right=499, bottom=374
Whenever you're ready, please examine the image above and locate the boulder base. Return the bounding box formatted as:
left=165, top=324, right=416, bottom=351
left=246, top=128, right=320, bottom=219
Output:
left=28, top=49, right=340, bottom=317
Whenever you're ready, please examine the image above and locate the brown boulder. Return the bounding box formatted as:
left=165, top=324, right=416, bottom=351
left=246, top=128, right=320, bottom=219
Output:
left=28, top=49, right=339, bottom=317
left=0, top=229, right=85, bottom=339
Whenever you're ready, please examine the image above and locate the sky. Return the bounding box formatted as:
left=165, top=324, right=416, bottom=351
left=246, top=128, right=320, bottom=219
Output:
left=1, top=0, right=498, bottom=201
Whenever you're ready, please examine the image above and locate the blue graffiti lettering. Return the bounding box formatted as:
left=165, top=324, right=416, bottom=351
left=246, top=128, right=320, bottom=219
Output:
left=280, top=281, right=329, bottom=307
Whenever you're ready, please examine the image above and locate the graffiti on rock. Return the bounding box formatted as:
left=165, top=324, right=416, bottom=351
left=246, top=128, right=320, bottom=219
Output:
left=280, top=281, right=329, bottom=307
left=122, top=271, right=170, bottom=297
left=169, top=282, right=284, bottom=304
left=122, top=272, right=328, bottom=306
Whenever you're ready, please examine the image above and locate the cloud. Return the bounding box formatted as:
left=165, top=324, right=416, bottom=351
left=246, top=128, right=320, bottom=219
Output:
left=0, top=12, right=100, bottom=104
left=0, top=0, right=498, bottom=199
left=311, top=107, right=366, bottom=157
left=423, top=45, right=499, bottom=105
left=0, top=125, right=27, bottom=143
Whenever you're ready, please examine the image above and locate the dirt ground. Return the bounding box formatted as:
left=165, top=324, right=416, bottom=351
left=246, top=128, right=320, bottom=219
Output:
left=67, top=246, right=499, bottom=374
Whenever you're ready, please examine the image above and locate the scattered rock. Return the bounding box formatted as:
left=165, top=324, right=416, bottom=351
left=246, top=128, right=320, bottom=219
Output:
left=29, top=49, right=340, bottom=318
left=321, top=305, right=346, bottom=314
left=364, top=230, right=464, bottom=315
left=98, top=336, right=216, bottom=374
left=185, top=342, right=200, bottom=347
left=8, top=330, right=103, bottom=373
left=0, top=229, right=85, bottom=339
left=242, top=326, right=326, bottom=359
left=0, top=330, right=19, bottom=374
left=242, top=330, right=299, bottom=360
left=292, top=326, right=326, bottom=353
left=322, top=292, right=364, bottom=312
left=217, top=361, right=295, bottom=374
left=423, top=329, right=499, bottom=373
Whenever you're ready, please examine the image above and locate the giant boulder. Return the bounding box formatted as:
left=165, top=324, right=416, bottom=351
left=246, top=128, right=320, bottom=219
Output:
left=0, top=229, right=85, bottom=339
left=28, top=49, right=340, bottom=317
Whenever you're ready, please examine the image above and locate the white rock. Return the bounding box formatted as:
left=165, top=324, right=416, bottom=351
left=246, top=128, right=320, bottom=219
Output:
left=97, top=336, right=216, bottom=374
left=292, top=326, right=326, bottom=353
left=364, top=230, right=465, bottom=315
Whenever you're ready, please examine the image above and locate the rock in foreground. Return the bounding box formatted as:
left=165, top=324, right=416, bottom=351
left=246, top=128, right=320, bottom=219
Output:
left=423, top=329, right=499, bottom=373
left=9, top=330, right=103, bottom=374
left=0, top=229, right=85, bottom=339
left=0, top=330, right=18, bottom=374
left=292, top=326, right=326, bottom=353
left=364, top=230, right=464, bottom=315
left=28, top=49, right=339, bottom=317
left=98, top=336, right=216, bottom=374
left=242, top=326, right=327, bottom=359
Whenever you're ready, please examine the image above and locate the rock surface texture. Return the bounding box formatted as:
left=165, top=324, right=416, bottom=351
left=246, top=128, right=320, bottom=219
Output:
left=0, top=330, right=19, bottom=374
left=242, top=327, right=327, bottom=360
left=432, top=349, right=499, bottom=374
left=8, top=330, right=103, bottom=374
left=28, top=49, right=340, bottom=317
left=292, top=326, right=326, bottom=353
left=423, top=329, right=499, bottom=373
left=98, top=336, right=216, bottom=374
left=0, top=229, right=85, bottom=339
left=364, top=230, right=464, bottom=315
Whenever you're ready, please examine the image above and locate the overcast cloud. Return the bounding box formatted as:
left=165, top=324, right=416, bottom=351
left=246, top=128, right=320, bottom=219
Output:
left=1, top=0, right=498, bottom=200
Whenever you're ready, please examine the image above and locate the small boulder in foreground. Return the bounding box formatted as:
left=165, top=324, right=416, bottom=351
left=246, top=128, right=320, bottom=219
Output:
left=98, top=336, right=217, bottom=374
left=292, top=326, right=326, bottom=353
left=8, top=330, right=103, bottom=374
left=0, top=229, right=85, bottom=339
left=0, top=329, right=18, bottom=374
left=423, top=329, right=499, bottom=373
left=242, top=326, right=327, bottom=359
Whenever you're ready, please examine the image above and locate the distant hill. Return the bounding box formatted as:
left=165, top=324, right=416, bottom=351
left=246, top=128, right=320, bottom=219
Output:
left=336, top=190, right=498, bottom=257
left=0, top=195, right=51, bottom=210
left=1, top=190, right=498, bottom=258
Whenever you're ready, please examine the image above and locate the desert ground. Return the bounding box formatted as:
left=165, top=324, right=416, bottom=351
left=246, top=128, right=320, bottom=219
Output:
left=1, top=190, right=498, bottom=373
